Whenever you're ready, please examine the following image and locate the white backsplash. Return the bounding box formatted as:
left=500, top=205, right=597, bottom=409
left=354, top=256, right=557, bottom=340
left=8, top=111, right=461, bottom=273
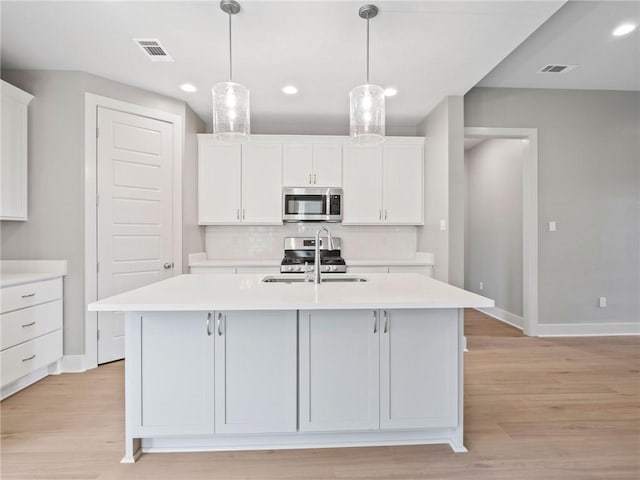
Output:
left=205, top=224, right=418, bottom=260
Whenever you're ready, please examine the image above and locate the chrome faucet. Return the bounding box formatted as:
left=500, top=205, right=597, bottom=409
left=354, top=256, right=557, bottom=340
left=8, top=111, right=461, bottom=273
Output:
left=314, top=226, right=334, bottom=284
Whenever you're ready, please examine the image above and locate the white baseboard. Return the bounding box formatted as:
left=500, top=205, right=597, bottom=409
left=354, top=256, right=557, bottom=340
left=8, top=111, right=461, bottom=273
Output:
left=536, top=322, right=640, bottom=337
left=1, top=367, right=49, bottom=400
left=476, top=307, right=523, bottom=330
left=60, top=355, right=86, bottom=373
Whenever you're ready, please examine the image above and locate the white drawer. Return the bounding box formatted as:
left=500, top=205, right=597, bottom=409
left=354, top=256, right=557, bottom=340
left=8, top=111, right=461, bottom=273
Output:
left=1, top=278, right=62, bottom=314
left=0, top=299, right=63, bottom=351
left=1, top=329, right=62, bottom=387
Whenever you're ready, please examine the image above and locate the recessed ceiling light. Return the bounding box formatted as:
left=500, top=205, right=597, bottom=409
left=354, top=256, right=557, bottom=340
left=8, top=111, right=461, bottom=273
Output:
left=180, top=83, right=197, bottom=93
left=282, top=85, right=298, bottom=95
left=613, top=23, right=637, bottom=37
left=384, top=87, right=398, bottom=97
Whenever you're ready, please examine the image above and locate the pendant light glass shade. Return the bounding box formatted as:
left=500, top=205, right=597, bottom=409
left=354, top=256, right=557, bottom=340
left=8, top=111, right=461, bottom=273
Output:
left=350, top=5, right=384, bottom=145
left=349, top=83, right=385, bottom=145
left=212, top=81, right=250, bottom=143
left=213, top=0, right=250, bottom=144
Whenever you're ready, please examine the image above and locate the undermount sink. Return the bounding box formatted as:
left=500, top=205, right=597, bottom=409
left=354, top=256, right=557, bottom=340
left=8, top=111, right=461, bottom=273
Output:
left=261, top=276, right=367, bottom=284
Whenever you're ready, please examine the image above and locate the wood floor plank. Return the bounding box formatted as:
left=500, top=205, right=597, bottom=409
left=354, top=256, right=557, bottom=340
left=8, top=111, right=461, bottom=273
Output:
left=1, top=310, right=638, bottom=479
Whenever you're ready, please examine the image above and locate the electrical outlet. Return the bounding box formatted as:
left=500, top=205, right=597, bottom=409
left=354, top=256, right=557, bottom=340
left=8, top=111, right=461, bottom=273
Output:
left=549, top=221, right=557, bottom=232
left=439, top=219, right=447, bottom=231
left=599, top=297, right=607, bottom=308
left=479, top=282, right=484, bottom=291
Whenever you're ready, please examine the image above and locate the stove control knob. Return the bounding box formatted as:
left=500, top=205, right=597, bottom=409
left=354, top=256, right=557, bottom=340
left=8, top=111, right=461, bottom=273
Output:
left=283, top=265, right=291, bottom=272
left=294, top=266, right=302, bottom=272
left=330, top=265, right=336, bottom=272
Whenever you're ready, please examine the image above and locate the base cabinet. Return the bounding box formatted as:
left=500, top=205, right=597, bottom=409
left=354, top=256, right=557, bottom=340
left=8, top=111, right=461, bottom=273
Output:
left=214, top=310, right=297, bottom=434
left=299, top=310, right=380, bottom=431
left=133, top=312, right=215, bottom=436
left=380, top=309, right=458, bottom=429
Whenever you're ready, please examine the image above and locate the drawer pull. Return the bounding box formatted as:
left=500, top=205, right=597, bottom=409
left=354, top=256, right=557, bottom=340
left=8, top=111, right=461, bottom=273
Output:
left=21, top=321, right=36, bottom=328
left=21, top=293, right=36, bottom=298
left=22, top=354, right=36, bottom=362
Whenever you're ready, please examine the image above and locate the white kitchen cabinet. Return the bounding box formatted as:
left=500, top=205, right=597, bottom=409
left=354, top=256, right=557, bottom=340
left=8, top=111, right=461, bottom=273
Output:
left=380, top=309, right=458, bottom=429
left=283, top=143, right=342, bottom=187
left=241, top=143, right=283, bottom=224
left=198, top=140, right=241, bottom=224
left=382, top=143, right=423, bottom=224
left=1, top=275, right=64, bottom=400
left=343, top=140, right=423, bottom=225
left=299, top=308, right=457, bottom=433
left=346, top=266, right=389, bottom=274
left=214, top=310, right=297, bottom=434
left=198, top=138, right=282, bottom=225
left=347, top=265, right=433, bottom=276
left=134, top=312, right=214, bottom=436
left=1, top=80, right=33, bottom=221
left=342, top=145, right=383, bottom=223
left=299, top=309, right=380, bottom=431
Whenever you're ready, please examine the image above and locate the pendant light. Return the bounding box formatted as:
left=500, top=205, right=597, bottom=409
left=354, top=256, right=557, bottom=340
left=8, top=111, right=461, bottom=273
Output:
left=350, top=4, right=385, bottom=145
left=212, top=0, right=250, bottom=143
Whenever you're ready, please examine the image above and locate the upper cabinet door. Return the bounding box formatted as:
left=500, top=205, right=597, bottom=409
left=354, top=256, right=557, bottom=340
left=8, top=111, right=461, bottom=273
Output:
left=382, top=143, right=424, bottom=225
left=342, top=145, right=383, bottom=224
left=283, top=144, right=313, bottom=187
left=312, top=144, right=342, bottom=187
left=241, top=143, right=283, bottom=224
left=1, top=81, right=33, bottom=221
left=198, top=140, right=242, bottom=224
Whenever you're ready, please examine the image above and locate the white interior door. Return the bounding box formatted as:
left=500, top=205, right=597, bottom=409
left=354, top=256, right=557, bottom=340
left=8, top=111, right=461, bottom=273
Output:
left=97, top=107, right=174, bottom=364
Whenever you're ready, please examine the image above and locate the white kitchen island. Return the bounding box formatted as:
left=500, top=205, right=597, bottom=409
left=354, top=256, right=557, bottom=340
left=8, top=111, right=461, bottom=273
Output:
left=88, top=273, right=493, bottom=463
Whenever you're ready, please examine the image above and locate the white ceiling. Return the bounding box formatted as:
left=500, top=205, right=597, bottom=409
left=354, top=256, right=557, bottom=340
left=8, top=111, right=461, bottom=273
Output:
left=479, top=1, right=640, bottom=91
left=1, top=1, right=565, bottom=132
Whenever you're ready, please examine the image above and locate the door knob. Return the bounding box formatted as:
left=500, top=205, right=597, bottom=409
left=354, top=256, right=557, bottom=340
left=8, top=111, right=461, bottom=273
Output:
left=163, top=262, right=174, bottom=270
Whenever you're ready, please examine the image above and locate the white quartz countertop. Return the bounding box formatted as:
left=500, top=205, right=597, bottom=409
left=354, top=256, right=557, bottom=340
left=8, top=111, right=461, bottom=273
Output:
left=88, top=273, right=493, bottom=312
left=0, top=272, right=65, bottom=288
left=0, top=260, right=68, bottom=288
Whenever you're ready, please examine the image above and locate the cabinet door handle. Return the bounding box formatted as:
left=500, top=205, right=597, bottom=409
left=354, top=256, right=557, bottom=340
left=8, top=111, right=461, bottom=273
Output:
left=309, top=173, right=312, bottom=185
left=242, top=209, right=246, bottom=220
left=313, top=174, right=317, bottom=184
left=206, top=312, right=212, bottom=336
left=373, top=310, right=378, bottom=333
left=383, top=310, right=389, bottom=333
left=21, top=321, right=36, bottom=328
left=217, top=312, right=224, bottom=336
left=22, top=354, right=36, bottom=362
left=378, top=210, right=382, bottom=220
left=236, top=209, right=240, bottom=220
left=21, top=293, right=36, bottom=298
left=384, top=210, right=388, bottom=221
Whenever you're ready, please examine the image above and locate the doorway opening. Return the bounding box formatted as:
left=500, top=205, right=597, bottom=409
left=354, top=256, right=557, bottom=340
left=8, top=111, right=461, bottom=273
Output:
left=463, top=128, right=539, bottom=336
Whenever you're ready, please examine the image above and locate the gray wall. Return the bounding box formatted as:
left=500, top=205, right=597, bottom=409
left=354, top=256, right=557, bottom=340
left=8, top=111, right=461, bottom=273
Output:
left=417, top=96, right=465, bottom=286
left=0, top=70, right=204, bottom=355
left=465, top=87, right=640, bottom=326
left=465, top=139, right=524, bottom=317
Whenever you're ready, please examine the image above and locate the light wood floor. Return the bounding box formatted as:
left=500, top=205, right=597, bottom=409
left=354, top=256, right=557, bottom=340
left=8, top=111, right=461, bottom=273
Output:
left=2, top=310, right=639, bottom=479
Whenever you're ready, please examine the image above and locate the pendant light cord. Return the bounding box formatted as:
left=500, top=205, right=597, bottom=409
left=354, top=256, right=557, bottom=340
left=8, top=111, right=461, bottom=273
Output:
left=366, top=16, right=370, bottom=84
left=228, top=12, right=233, bottom=82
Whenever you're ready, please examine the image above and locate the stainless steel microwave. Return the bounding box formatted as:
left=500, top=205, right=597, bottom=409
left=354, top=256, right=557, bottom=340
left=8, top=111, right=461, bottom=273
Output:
left=282, top=187, right=343, bottom=222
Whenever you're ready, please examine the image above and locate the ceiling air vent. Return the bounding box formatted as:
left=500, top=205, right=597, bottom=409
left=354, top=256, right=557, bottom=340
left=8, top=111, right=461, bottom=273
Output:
left=537, top=64, right=576, bottom=74
left=133, top=38, right=174, bottom=62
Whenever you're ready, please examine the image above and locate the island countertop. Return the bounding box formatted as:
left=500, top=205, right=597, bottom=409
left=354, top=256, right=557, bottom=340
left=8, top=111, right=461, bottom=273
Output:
left=88, top=273, right=493, bottom=312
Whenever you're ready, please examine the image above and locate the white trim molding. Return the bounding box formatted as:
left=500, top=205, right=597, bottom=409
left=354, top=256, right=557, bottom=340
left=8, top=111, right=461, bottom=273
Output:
left=84, top=93, right=183, bottom=370
left=464, top=127, right=539, bottom=337
left=61, top=355, right=86, bottom=373
left=536, top=323, right=640, bottom=337
left=476, top=307, right=523, bottom=330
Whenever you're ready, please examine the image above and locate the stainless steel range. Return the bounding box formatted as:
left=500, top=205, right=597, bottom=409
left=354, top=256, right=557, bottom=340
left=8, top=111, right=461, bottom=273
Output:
left=280, top=237, right=346, bottom=274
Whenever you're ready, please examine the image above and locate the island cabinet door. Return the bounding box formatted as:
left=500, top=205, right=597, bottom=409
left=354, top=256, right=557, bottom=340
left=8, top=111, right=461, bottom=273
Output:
left=379, top=309, right=459, bottom=430
left=132, top=312, right=215, bottom=436
left=299, top=310, right=380, bottom=432
left=214, top=310, right=297, bottom=434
